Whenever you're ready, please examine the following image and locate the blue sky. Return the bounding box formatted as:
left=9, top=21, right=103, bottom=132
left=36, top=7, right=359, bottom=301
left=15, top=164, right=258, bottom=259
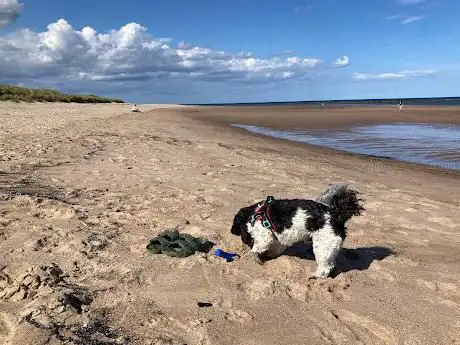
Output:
left=0, top=0, right=459, bottom=103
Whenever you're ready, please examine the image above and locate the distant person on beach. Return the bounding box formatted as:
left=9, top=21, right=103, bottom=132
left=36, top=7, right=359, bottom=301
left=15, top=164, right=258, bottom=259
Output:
left=132, top=104, right=140, bottom=112
left=399, top=101, right=403, bottom=111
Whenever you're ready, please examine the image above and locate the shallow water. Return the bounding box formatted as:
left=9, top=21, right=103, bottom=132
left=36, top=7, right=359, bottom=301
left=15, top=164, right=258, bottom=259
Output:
left=233, top=123, right=460, bottom=170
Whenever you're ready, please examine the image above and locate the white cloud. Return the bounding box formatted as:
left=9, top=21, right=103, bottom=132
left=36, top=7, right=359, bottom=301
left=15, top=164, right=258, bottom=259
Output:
left=0, top=19, right=323, bottom=85
left=334, top=56, right=349, bottom=67
left=397, top=0, right=427, bottom=5
left=401, top=15, right=424, bottom=24
left=385, top=14, right=425, bottom=24
left=294, top=4, right=313, bottom=14
left=385, top=14, right=403, bottom=20
left=353, top=70, right=435, bottom=81
left=0, top=0, right=22, bottom=27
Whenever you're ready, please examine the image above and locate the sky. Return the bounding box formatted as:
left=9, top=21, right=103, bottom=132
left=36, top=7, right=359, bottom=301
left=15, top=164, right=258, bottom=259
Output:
left=0, top=0, right=459, bottom=103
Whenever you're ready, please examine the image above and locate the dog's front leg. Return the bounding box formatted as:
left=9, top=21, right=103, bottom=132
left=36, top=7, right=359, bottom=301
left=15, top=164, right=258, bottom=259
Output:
left=249, top=224, right=275, bottom=265
left=252, top=253, right=264, bottom=265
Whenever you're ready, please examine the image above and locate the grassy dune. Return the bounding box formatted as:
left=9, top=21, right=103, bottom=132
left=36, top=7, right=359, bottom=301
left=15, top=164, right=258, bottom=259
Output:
left=0, top=84, right=124, bottom=103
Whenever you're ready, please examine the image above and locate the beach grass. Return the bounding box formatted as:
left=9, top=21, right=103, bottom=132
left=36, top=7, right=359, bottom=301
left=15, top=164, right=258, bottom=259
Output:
left=0, top=84, right=124, bottom=103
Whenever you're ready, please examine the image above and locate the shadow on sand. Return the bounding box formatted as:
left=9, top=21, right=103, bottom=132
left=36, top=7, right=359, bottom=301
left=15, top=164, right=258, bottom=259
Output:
left=283, top=242, right=395, bottom=277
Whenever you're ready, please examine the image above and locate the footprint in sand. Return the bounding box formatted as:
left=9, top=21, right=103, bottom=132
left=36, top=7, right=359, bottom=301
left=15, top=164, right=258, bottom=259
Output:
left=26, top=227, right=73, bottom=254
left=238, top=273, right=352, bottom=304
left=32, top=204, right=77, bottom=221
left=330, top=309, right=398, bottom=345
left=12, top=195, right=35, bottom=207
left=237, top=279, right=278, bottom=301
left=83, top=233, right=110, bottom=252
left=0, top=214, right=18, bottom=227
left=417, top=199, right=441, bottom=210
left=145, top=314, right=211, bottom=345
left=28, top=234, right=54, bottom=253
left=0, top=313, right=15, bottom=345
left=367, top=262, right=398, bottom=282
left=223, top=309, right=254, bottom=323
left=151, top=334, right=187, bottom=345
left=416, top=279, right=460, bottom=307
left=299, top=310, right=364, bottom=345
left=285, top=277, right=352, bottom=303
left=427, top=216, right=458, bottom=229
left=384, top=255, right=418, bottom=267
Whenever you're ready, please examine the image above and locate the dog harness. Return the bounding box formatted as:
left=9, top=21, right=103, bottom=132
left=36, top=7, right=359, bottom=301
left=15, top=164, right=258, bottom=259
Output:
left=249, top=196, right=278, bottom=233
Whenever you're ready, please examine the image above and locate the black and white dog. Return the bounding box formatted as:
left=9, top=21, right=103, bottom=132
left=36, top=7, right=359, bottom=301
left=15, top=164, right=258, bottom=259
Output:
left=230, top=184, right=364, bottom=278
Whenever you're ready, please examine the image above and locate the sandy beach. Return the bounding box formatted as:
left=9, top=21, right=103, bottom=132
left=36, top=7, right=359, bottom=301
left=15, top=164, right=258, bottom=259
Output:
left=0, top=102, right=459, bottom=345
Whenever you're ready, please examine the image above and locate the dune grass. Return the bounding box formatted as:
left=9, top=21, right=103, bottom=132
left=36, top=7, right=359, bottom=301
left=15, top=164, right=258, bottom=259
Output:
left=0, top=84, right=124, bottom=103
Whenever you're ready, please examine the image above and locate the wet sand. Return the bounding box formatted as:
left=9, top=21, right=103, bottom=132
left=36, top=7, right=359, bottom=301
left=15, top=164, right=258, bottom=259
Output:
left=0, top=102, right=459, bottom=345
left=186, top=105, right=460, bottom=173
left=185, top=104, right=460, bottom=129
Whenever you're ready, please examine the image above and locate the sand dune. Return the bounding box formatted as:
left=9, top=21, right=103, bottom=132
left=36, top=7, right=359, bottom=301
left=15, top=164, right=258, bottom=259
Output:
left=0, top=102, right=459, bottom=345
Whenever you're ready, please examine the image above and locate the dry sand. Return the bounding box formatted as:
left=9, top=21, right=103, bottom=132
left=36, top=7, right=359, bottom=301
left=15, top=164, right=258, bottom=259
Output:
left=0, top=102, right=459, bottom=345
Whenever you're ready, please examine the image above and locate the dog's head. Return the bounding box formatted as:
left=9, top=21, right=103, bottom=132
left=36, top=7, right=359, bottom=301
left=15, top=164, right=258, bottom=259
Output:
left=230, top=205, right=257, bottom=248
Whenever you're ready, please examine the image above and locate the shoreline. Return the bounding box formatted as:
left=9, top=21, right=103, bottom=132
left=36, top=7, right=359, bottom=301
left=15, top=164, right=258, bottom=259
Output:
left=231, top=123, right=460, bottom=172
left=182, top=106, right=460, bottom=177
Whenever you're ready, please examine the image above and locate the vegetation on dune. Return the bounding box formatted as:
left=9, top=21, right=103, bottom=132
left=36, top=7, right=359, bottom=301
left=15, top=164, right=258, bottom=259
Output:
left=0, top=84, right=124, bottom=103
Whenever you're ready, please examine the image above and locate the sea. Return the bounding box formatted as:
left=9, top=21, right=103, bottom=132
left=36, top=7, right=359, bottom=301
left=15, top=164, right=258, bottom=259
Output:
left=233, top=123, right=460, bottom=170
left=189, top=97, right=460, bottom=107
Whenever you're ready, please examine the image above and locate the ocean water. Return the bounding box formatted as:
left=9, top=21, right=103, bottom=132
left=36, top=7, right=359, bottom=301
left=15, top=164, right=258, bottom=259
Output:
left=233, top=123, right=460, bottom=170
left=191, top=97, right=460, bottom=107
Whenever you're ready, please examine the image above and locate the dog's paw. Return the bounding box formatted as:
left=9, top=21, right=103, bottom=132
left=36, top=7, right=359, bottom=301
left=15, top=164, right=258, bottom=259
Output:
left=309, top=274, right=329, bottom=280
left=311, top=266, right=334, bottom=279
left=253, top=253, right=264, bottom=265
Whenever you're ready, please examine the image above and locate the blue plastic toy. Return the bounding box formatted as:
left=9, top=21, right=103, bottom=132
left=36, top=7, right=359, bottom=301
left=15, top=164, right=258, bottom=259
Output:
left=215, top=248, right=240, bottom=262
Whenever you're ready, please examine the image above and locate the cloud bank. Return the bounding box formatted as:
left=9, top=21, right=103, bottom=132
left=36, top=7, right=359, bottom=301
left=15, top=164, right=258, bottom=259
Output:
left=386, top=14, right=425, bottom=24
left=401, top=15, right=424, bottom=24
left=0, top=0, right=22, bottom=27
left=353, top=70, right=435, bottom=81
left=0, top=19, right=335, bottom=86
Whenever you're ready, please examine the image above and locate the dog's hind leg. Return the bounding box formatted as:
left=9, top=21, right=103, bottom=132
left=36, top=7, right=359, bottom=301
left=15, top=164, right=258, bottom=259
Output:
left=310, top=224, right=343, bottom=278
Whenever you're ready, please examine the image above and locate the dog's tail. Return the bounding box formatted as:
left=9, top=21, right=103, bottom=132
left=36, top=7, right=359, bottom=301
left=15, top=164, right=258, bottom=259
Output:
left=316, top=183, right=364, bottom=226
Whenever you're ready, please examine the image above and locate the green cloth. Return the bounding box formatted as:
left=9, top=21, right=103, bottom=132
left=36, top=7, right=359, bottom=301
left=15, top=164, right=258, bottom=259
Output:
left=147, top=231, right=214, bottom=257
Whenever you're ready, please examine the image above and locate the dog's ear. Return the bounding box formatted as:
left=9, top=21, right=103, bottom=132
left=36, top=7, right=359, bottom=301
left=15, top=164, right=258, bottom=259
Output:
left=231, top=208, right=246, bottom=235
left=231, top=205, right=256, bottom=248
left=240, top=227, right=254, bottom=248
left=231, top=205, right=255, bottom=235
